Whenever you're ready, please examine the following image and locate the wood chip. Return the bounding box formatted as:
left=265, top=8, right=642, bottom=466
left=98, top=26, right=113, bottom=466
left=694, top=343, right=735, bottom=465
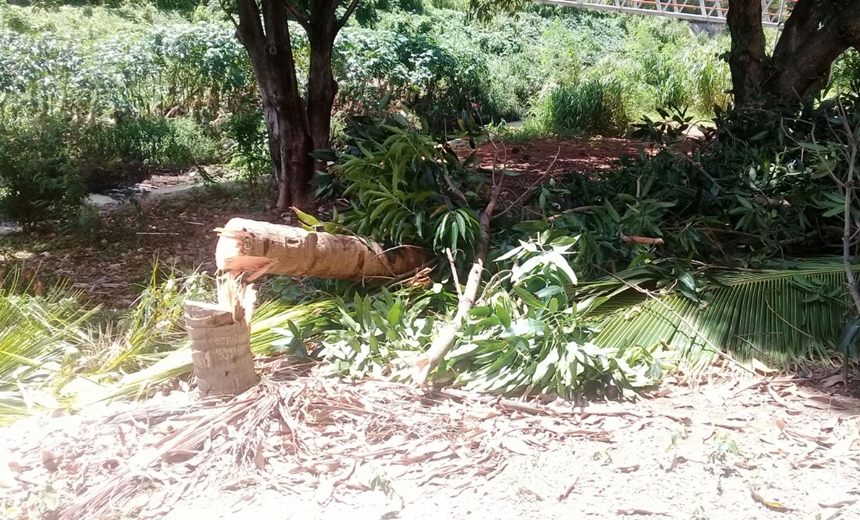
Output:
left=501, top=436, right=533, bottom=456
left=557, top=477, right=579, bottom=501
left=615, top=508, right=673, bottom=516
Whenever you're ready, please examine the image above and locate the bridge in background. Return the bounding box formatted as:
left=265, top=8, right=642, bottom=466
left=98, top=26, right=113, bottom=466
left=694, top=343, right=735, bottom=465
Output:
left=533, top=0, right=796, bottom=27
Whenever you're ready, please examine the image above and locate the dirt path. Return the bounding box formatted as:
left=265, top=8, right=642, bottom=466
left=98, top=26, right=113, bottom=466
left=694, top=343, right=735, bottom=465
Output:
left=0, top=184, right=279, bottom=308
left=2, top=369, right=859, bottom=520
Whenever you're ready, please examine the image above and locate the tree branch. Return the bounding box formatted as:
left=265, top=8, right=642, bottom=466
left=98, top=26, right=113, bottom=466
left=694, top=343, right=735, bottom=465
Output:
left=337, top=0, right=362, bottom=30
left=412, top=179, right=503, bottom=386
left=838, top=103, right=860, bottom=315
left=282, top=0, right=310, bottom=32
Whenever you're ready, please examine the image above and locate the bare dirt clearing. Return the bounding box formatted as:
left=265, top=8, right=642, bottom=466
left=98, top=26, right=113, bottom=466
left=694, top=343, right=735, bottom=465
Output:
left=473, top=137, right=646, bottom=178
left=2, top=365, right=859, bottom=520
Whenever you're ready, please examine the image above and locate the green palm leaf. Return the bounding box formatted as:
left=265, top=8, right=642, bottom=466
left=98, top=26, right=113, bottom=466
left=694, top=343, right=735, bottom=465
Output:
left=0, top=282, right=96, bottom=424
left=587, top=257, right=857, bottom=376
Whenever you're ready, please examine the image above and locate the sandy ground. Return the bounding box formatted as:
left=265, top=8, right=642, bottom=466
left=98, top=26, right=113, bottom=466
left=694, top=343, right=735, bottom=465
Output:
left=2, top=369, right=859, bottom=520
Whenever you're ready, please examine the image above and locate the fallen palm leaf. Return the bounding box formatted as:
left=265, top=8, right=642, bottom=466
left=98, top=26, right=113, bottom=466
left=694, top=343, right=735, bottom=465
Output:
left=588, top=258, right=859, bottom=375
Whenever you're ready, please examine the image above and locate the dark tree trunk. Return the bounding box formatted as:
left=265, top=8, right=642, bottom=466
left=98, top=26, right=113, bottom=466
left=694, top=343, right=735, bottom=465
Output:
left=727, top=0, right=860, bottom=107
left=233, top=0, right=346, bottom=212
left=726, top=0, right=767, bottom=107
left=768, top=0, right=860, bottom=103
left=306, top=3, right=340, bottom=154
left=308, top=43, right=338, bottom=153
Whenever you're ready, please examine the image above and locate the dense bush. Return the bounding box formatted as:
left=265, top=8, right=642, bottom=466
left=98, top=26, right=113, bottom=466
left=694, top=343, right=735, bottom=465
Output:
left=80, top=116, right=218, bottom=172
left=0, top=118, right=87, bottom=223
left=503, top=95, right=860, bottom=280
left=0, top=115, right=218, bottom=222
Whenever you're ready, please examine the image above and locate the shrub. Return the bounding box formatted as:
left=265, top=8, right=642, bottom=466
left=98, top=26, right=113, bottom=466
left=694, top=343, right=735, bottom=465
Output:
left=223, top=109, right=270, bottom=182
left=528, top=79, right=629, bottom=137
left=832, top=48, right=860, bottom=95
left=0, top=118, right=87, bottom=224
left=80, top=116, right=219, bottom=171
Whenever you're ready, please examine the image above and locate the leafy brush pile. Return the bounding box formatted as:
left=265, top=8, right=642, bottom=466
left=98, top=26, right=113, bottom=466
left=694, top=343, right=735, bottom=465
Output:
left=518, top=100, right=860, bottom=281
left=497, top=97, right=860, bottom=372
left=316, top=233, right=659, bottom=399
left=296, top=116, right=662, bottom=398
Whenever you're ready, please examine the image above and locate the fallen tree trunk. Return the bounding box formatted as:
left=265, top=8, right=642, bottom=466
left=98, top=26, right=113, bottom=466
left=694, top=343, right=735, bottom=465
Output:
left=215, top=218, right=428, bottom=282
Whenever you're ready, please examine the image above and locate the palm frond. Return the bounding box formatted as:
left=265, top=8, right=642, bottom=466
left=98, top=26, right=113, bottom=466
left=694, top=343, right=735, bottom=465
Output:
left=0, top=282, right=97, bottom=424
left=586, top=257, right=857, bottom=376
left=106, top=299, right=338, bottom=400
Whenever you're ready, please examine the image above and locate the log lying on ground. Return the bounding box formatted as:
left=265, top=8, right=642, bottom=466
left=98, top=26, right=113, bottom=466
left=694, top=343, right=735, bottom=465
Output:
left=215, top=218, right=429, bottom=281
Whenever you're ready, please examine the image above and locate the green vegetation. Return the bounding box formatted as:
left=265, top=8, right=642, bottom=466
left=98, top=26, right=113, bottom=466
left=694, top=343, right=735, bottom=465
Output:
left=0, top=1, right=734, bottom=221
left=5, top=0, right=860, bottom=428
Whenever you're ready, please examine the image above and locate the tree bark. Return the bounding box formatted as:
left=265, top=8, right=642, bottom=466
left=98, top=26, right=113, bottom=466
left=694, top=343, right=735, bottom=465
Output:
left=306, top=3, right=340, bottom=155
left=768, top=0, right=860, bottom=103
left=215, top=218, right=429, bottom=281
left=726, top=0, right=767, bottom=107
left=727, top=0, right=860, bottom=107
left=234, top=0, right=345, bottom=211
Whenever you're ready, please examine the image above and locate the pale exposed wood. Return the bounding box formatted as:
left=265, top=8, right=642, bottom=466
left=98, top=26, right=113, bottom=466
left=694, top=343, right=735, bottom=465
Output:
left=215, top=218, right=428, bottom=282
left=184, top=274, right=259, bottom=397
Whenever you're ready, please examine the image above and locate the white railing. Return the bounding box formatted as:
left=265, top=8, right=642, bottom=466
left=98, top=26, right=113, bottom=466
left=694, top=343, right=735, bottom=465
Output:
left=532, top=0, right=793, bottom=27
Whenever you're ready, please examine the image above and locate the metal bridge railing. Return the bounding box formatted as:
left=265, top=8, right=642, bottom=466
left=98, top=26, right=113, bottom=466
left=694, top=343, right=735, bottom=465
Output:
left=532, top=0, right=795, bottom=27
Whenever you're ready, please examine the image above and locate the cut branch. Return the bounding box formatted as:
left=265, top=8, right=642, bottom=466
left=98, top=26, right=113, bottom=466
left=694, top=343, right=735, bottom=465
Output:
left=215, top=218, right=428, bottom=282
left=840, top=115, right=860, bottom=315
left=621, top=235, right=665, bottom=246
left=413, top=181, right=503, bottom=386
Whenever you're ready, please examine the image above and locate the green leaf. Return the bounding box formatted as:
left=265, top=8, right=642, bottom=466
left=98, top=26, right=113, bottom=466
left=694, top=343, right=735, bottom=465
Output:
left=545, top=251, right=578, bottom=285
left=292, top=207, right=320, bottom=228
left=387, top=301, right=404, bottom=326
left=513, top=286, right=545, bottom=310
left=495, top=304, right=512, bottom=329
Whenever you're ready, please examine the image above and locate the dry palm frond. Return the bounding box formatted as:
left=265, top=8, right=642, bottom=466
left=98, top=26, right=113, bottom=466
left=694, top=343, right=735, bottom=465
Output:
left=588, top=257, right=856, bottom=376
left=60, top=380, right=283, bottom=520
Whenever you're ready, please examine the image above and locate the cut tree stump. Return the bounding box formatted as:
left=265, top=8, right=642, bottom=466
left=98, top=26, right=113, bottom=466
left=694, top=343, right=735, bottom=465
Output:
left=184, top=275, right=259, bottom=397
left=215, top=217, right=428, bottom=281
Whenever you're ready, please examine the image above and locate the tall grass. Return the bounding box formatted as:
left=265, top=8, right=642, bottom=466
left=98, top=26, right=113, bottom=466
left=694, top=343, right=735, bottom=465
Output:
left=528, top=79, right=629, bottom=137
